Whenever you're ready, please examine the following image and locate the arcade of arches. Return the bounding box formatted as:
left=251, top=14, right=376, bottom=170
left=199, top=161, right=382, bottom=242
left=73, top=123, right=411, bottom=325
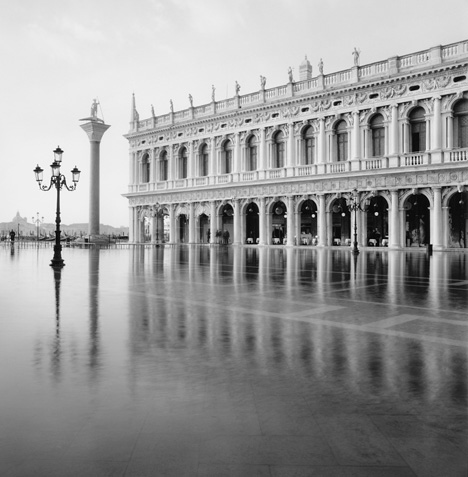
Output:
left=131, top=185, right=468, bottom=249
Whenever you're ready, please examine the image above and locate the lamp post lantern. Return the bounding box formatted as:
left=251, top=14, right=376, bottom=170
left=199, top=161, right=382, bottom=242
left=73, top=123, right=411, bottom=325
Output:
left=347, top=188, right=365, bottom=255
left=34, top=147, right=81, bottom=268
left=32, top=212, right=44, bottom=241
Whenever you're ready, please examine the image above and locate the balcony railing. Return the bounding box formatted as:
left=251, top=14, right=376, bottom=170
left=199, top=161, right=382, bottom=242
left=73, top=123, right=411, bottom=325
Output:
left=129, top=151, right=465, bottom=194
left=449, top=148, right=468, bottom=162
left=402, top=153, right=427, bottom=166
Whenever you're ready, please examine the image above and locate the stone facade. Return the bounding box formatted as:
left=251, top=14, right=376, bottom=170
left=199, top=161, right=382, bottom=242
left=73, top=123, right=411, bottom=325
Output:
left=124, top=40, right=468, bottom=250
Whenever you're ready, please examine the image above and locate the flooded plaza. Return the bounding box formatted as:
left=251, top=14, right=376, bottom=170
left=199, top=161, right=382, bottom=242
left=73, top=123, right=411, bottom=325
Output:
left=0, top=243, right=467, bottom=477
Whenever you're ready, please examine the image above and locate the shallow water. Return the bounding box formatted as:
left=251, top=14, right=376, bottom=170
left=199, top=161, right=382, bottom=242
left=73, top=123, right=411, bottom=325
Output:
left=1, top=244, right=467, bottom=476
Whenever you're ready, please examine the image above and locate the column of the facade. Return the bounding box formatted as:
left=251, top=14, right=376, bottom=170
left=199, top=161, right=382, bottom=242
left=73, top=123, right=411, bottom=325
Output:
left=259, top=128, right=266, bottom=171
left=259, top=197, right=267, bottom=245
left=169, top=204, right=176, bottom=244
left=389, top=103, right=399, bottom=158
left=210, top=201, right=217, bottom=244
left=431, top=187, right=443, bottom=249
left=352, top=111, right=361, bottom=159
left=318, top=194, right=327, bottom=246
left=188, top=202, right=196, bottom=244
left=432, top=96, right=442, bottom=163
left=234, top=133, right=241, bottom=174
left=168, top=146, right=175, bottom=180
left=187, top=142, right=194, bottom=179
left=286, top=196, right=295, bottom=246
left=446, top=114, right=454, bottom=149
left=402, top=122, right=409, bottom=154
left=233, top=200, right=241, bottom=245
left=129, top=207, right=136, bottom=242
left=389, top=190, right=400, bottom=248
left=287, top=123, right=295, bottom=175
left=317, top=118, right=326, bottom=170
left=150, top=149, right=156, bottom=183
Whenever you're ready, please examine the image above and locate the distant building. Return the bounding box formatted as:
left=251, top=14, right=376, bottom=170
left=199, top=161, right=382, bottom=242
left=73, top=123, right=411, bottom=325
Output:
left=124, top=39, right=468, bottom=250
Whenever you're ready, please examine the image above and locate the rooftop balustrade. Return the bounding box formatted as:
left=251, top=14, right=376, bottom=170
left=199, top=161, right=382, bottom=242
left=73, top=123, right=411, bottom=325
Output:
left=131, top=39, right=468, bottom=133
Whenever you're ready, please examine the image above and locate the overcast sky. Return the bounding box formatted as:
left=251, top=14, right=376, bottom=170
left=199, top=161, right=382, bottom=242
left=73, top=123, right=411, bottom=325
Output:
left=1, top=0, right=467, bottom=227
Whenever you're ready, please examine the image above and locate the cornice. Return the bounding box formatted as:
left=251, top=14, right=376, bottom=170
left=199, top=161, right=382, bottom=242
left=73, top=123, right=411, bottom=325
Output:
left=125, top=65, right=468, bottom=146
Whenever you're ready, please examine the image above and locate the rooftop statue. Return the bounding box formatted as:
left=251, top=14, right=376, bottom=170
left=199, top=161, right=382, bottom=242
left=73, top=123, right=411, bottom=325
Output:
left=318, top=58, right=324, bottom=74
left=352, top=47, right=361, bottom=66
left=260, top=75, right=266, bottom=90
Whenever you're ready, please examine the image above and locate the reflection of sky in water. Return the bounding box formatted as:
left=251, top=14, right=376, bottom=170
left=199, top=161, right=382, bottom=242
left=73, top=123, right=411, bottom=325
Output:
left=0, top=245, right=467, bottom=473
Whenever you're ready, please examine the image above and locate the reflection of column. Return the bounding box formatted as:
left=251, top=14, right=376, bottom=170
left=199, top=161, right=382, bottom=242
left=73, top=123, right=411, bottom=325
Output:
left=286, top=196, right=295, bottom=246
left=259, top=197, right=266, bottom=245
left=88, top=248, right=100, bottom=377
left=429, top=252, right=443, bottom=311
left=432, top=187, right=443, bottom=249
left=318, top=194, right=327, bottom=246
left=389, top=190, right=400, bottom=248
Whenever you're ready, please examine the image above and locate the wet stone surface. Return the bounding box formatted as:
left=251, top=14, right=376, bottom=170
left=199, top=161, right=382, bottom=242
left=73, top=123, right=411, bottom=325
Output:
left=0, top=244, right=467, bottom=476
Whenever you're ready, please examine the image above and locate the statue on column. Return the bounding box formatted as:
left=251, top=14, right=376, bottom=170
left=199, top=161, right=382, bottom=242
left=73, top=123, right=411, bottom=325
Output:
left=90, top=98, right=98, bottom=119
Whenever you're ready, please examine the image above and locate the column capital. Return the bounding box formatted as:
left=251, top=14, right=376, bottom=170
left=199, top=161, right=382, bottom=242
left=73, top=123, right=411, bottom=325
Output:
left=80, top=120, right=111, bottom=142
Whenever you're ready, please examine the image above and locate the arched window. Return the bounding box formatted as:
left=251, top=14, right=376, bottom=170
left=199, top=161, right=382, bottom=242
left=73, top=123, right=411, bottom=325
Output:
left=247, top=135, right=258, bottom=171
left=454, top=99, right=468, bottom=148
left=303, top=126, right=315, bottom=165
left=370, top=114, right=385, bottom=157
left=141, top=153, right=150, bottom=183
left=409, top=107, right=426, bottom=152
left=273, top=131, right=285, bottom=168
left=223, top=140, right=233, bottom=174
left=336, top=121, right=348, bottom=162
left=179, top=147, right=188, bottom=179
left=200, top=144, right=209, bottom=176
left=159, top=151, right=168, bottom=181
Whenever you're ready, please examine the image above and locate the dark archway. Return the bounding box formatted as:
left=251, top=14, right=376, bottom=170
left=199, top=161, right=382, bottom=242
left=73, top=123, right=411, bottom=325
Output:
left=448, top=191, right=467, bottom=248
left=366, top=196, right=389, bottom=246
left=178, top=214, right=188, bottom=243
left=245, top=203, right=259, bottom=244
left=331, top=198, right=350, bottom=245
left=271, top=201, right=287, bottom=244
left=221, top=204, right=234, bottom=244
left=405, top=194, right=430, bottom=246
left=199, top=214, right=209, bottom=243
left=300, top=200, right=317, bottom=245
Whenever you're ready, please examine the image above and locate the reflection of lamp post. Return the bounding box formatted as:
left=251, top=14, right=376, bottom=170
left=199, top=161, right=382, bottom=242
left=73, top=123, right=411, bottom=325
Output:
left=32, top=212, right=44, bottom=241
left=347, top=188, right=364, bottom=255
left=34, top=147, right=81, bottom=268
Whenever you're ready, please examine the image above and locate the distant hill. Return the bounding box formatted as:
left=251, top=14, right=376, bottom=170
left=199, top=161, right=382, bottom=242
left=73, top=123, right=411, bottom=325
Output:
left=1, top=212, right=128, bottom=239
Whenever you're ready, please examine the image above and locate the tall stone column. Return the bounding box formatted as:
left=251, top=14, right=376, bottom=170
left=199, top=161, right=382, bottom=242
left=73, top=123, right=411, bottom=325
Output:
left=233, top=199, right=241, bottom=245
left=80, top=117, right=110, bottom=238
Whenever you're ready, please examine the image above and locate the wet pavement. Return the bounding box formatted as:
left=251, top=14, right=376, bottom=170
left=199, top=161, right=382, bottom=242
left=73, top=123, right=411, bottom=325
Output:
left=0, top=244, right=467, bottom=476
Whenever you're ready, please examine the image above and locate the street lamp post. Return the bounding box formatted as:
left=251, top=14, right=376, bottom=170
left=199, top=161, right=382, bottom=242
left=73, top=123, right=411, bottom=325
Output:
left=347, top=188, right=364, bottom=255
left=32, top=212, right=44, bottom=241
left=34, top=147, right=81, bottom=268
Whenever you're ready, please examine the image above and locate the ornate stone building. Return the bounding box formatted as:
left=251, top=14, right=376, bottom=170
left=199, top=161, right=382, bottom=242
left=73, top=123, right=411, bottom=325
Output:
left=124, top=39, right=468, bottom=250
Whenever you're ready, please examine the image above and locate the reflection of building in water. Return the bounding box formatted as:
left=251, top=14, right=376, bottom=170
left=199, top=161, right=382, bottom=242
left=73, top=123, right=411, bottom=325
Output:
left=125, top=39, right=468, bottom=250
left=127, top=248, right=467, bottom=410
